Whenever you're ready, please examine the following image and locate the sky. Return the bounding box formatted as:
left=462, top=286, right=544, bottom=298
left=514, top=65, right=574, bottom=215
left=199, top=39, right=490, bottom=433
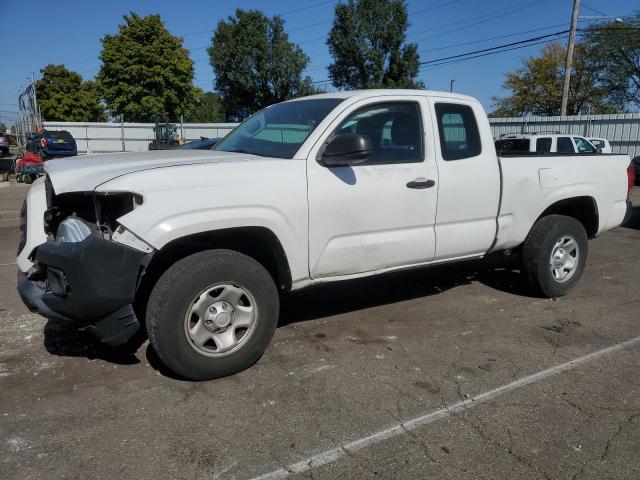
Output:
left=0, top=0, right=637, bottom=124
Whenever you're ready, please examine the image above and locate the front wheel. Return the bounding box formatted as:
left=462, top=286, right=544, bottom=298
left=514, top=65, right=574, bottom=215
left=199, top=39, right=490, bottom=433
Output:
left=146, top=249, right=279, bottom=380
left=521, top=215, right=588, bottom=298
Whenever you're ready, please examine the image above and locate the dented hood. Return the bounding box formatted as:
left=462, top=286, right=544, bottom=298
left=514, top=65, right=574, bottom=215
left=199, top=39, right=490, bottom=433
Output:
left=45, top=150, right=253, bottom=194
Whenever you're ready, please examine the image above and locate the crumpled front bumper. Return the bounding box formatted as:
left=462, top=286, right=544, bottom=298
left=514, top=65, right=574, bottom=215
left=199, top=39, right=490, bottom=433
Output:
left=17, top=234, right=152, bottom=346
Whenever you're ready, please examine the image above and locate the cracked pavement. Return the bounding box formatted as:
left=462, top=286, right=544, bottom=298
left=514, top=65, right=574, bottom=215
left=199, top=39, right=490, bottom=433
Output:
left=1, top=181, right=639, bottom=479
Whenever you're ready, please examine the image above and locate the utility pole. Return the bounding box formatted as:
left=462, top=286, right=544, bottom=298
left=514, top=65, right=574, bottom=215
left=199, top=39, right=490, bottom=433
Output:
left=561, top=0, right=580, bottom=116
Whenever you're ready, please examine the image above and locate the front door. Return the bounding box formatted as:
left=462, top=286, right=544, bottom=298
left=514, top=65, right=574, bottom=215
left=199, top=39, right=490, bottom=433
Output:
left=307, top=96, right=438, bottom=279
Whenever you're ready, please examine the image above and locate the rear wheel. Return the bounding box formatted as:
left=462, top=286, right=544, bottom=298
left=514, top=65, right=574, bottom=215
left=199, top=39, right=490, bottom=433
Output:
left=146, top=249, right=279, bottom=380
left=521, top=215, right=588, bottom=298
left=24, top=174, right=33, bottom=185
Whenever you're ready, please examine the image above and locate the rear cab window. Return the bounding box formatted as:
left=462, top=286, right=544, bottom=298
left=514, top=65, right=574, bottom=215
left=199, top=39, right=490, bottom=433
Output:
left=434, top=103, right=481, bottom=160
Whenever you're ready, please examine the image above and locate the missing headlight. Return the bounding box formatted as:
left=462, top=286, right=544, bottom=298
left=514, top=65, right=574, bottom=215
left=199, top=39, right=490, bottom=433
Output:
left=94, top=192, right=144, bottom=236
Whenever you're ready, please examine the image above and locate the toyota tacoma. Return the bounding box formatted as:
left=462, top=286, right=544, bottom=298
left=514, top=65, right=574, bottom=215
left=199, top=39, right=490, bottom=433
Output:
left=17, top=90, right=633, bottom=380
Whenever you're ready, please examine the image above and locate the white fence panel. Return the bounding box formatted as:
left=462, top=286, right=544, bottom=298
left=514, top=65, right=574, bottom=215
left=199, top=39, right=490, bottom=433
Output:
left=43, top=121, right=239, bottom=154
left=45, top=114, right=640, bottom=158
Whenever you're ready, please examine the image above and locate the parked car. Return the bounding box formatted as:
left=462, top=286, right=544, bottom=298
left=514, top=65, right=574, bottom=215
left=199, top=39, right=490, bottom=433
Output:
left=634, top=156, right=640, bottom=186
left=588, top=137, right=613, bottom=153
left=17, top=90, right=632, bottom=380
left=176, top=137, right=220, bottom=150
left=495, top=133, right=599, bottom=154
left=0, top=134, right=9, bottom=155
left=28, top=130, right=77, bottom=159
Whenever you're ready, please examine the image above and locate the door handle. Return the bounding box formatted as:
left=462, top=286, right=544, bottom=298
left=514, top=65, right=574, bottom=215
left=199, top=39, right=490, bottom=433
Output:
left=406, top=178, right=436, bottom=189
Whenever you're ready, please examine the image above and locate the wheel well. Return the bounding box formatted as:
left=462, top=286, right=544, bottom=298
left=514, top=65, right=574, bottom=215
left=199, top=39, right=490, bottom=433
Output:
left=538, top=196, right=599, bottom=237
left=134, top=227, right=292, bottom=322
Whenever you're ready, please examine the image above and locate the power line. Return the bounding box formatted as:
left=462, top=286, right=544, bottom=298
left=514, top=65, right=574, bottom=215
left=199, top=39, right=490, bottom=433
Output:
left=312, top=30, right=570, bottom=84
left=411, top=0, right=464, bottom=16
left=288, top=20, right=332, bottom=33
left=287, top=0, right=466, bottom=37
left=55, top=0, right=547, bottom=70
left=294, top=0, right=552, bottom=47
left=303, top=23, right=572, bottom=73
left=416, top=0, right=554, bottom=42
left=421, top=35, right=569, bottom=69
left=278, top=0, right=337, bottom=17
left=423, top=23, right=569, bottom=53
left=581, top=2, right=607, bottom=16
left=419, top=30, right=569, bottom=65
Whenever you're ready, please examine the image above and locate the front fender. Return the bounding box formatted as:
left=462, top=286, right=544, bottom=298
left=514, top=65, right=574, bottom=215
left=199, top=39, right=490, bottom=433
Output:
left=96, top=161, right=310, bottom=284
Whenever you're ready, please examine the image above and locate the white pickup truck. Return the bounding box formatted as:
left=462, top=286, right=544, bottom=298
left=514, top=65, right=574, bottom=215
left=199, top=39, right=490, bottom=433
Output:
left=17, top=90, right=633, bottom=380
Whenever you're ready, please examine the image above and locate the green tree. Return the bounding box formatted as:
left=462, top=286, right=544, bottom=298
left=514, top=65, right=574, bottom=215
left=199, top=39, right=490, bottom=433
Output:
left=97, top=12, right=196, bottom=122
left=583, top=13, right=640, bottom=110
left=208, top=9, right=316, bottom=112
left=184, top=90, right=224, bottom=122
left=327, top=0, right=422, bottom=89
left=491, top=42, right=616, bottom=116
left=35, top=65, right=106, bottom=121
left=0, top=123, right=6, bottom=134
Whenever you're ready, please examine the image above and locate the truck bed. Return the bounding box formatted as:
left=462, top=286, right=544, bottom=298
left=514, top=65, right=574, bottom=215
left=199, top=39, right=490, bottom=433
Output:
left=492, top=153, right=631, bottom=251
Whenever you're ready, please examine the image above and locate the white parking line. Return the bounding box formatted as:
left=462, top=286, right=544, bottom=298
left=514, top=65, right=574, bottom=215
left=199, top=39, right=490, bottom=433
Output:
left=250, top=335, right=640, bottom=480
left=0, top=262, right=17, bottom=266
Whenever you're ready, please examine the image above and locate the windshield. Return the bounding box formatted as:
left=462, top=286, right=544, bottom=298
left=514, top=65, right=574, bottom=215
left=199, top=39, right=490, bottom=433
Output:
left=574, top=137, right=595, bottom=153
left=214, top=98, right=344, bottom=159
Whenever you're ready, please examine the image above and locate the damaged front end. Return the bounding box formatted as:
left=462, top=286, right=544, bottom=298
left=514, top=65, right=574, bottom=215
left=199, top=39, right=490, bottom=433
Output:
left=17, top=175, right=154, bottom=346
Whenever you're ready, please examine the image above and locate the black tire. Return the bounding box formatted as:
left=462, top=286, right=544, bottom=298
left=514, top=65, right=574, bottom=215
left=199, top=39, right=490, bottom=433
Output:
left=24, top=174, right=33, bottom=184
left=521, top=215, right=588, bottom=298
left=16, top=173, right=23, bottom=183
left=146, top=249, right=279, bottom=380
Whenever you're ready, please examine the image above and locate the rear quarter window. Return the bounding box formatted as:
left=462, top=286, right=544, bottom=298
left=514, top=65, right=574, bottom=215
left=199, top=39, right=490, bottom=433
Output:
left=435, top=103, right=482, bottom=160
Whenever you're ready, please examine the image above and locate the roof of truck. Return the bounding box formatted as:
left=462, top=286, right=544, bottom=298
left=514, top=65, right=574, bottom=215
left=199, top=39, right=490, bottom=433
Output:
left=287, top=89, right=478, bottom=103
left=497, top=133, right=587, bottom=139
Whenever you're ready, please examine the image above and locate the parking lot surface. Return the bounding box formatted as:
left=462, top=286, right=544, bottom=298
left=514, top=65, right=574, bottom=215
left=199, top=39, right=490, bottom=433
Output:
left=1, top=180, right=639, bottom=480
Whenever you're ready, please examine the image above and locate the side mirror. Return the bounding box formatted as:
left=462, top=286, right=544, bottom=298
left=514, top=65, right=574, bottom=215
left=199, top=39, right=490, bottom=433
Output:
left=319, top=134, right=372, bottom=167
